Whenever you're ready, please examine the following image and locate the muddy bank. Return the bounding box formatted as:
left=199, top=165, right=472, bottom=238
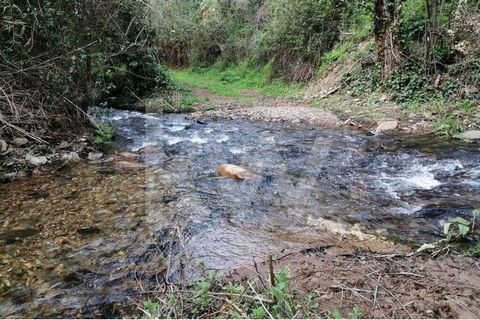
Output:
left=231, top=250, right=480, bottom=319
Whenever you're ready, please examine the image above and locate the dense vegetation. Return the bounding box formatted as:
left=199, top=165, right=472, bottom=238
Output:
left=1, top=0, right=478, bottom=141
left=0, top=0, right=170, bottom=141
left=150, top=0, right=479, bottom=112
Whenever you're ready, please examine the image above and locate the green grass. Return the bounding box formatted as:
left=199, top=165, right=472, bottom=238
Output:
left=179, top=91, right=209, bottom=110
left=401, top=98, right=477, bottom=137
left=316, top=41, right=354, bottom=77
left=169, top=63, right=302, bottom=101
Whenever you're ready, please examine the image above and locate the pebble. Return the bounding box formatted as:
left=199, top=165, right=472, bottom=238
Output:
left=375, top=120, right=398, bottom=134
left=61, top=152, right=80, bottom=162
left=26, top=154, right=48, bottom=166
left=0, top=139, right=7, bottom=152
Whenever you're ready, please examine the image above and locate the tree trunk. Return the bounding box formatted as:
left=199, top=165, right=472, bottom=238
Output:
left=374, top=0, right=404, bottom=80
left=425, top=0, right=439, bottom=73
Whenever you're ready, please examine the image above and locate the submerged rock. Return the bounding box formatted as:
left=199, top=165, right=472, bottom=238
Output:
left=375, top=120, right=398, bottom=134
left=138, top=146, right=159, bottom=154
left=26, top=154, right=48, bottom=166
left=114, top=161, right=144, bottom=170
left=116, top=151, right=138, bottom=159
left=460, top=130, right=480, bottom=140
left=217, top=164, right=261, bottom=180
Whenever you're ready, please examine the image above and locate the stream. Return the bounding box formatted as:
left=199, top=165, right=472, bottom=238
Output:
left=1, top=108, right=479, bottom=317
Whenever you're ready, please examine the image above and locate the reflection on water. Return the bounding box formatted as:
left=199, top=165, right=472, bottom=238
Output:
left=0, top=108, right=479, bottom=317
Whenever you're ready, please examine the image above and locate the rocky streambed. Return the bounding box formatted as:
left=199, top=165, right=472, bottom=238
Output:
left=0, top=108, right=479, bottom=317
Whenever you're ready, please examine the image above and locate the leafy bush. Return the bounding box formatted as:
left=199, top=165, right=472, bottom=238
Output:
left=256, top=0, right=345, bottom=81
left=148, top=0, right=259, bottom=67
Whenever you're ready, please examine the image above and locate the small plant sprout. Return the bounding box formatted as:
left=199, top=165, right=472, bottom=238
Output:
left=418, top=209, right=479, bottom=253
left=443, top=217, right=470, bottom=242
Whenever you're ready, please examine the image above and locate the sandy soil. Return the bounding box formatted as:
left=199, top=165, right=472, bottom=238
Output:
left=189, top=88, right=341, bottom=128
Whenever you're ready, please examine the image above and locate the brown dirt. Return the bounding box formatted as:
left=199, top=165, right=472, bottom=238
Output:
left=229, top=248, right=480, bottom=319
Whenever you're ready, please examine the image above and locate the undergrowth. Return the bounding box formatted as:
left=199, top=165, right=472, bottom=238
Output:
left=141, top=266, right=324, bottom=319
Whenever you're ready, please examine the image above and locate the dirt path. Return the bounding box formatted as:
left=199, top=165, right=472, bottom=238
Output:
left=190, top=88, right=341, bottom=128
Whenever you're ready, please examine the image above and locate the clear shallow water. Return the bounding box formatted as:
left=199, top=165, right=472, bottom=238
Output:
left=0, top=108, right=479, bottom=317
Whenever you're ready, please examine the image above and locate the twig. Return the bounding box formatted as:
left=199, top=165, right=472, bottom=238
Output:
left=254, top=259, right=268, bottom=291
left=248, top=280, right=274, bottom=320
left=142, top=289, right=274, bottom=304
left=269, top=255, right=275, bottom=288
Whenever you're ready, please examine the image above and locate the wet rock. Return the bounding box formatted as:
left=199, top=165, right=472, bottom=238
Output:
left=460, top=130, right=480, bottom=140
left=88, top=152, right=103, bottom=160
left=138, top=146, right=159, bottom=154
left=162, top=194, right=178, bottom=204
left=0, top=139, right=7, bottom=152
left=0, top=228, right=39, bottom=244
left=217, top=164, right=261, bottom=180
left=13, top=137, right=28, bottom=146
left=375, top=120, right=398, bottom=134
left=61, top=152, right=80, bottom=162
left=26, top=154, right=48, bottom=166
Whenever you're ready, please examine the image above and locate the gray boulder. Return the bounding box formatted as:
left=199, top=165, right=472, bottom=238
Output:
left=460, top=130, right=480, bottom=140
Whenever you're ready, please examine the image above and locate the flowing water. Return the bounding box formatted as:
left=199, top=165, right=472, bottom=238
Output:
left=1, top=108, right=479, bottom=317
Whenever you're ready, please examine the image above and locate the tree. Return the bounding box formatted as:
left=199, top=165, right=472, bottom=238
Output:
left=373, top=0, right=404, bottom=79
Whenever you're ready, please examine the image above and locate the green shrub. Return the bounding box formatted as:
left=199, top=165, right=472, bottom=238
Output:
left=93, top=124, right=115, bottom=150
left=256, top=0, right=345, bottom=81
